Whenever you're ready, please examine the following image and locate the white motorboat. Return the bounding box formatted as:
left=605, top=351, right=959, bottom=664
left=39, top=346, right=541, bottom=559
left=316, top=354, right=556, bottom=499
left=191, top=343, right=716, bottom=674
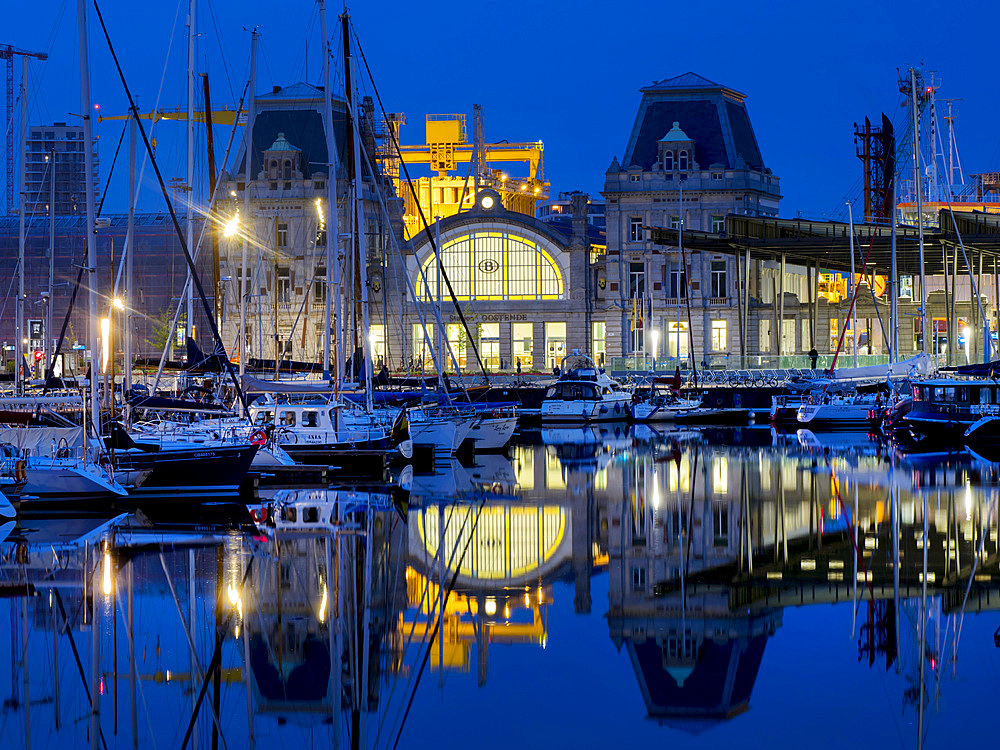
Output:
left=540, top=352, right=630, bottom=422
left=629, top=385, right=702, bottom=422
left=796, top=393, right=878, bottom=428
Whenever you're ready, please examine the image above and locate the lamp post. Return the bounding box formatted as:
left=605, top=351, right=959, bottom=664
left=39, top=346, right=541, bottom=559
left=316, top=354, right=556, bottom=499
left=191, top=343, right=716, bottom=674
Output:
left=651, top=328, right=660, bottom=373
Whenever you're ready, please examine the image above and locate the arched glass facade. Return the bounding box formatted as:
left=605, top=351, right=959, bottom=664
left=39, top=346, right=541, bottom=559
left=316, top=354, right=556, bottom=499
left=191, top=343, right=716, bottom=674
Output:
left=417, top=230, right=564, bottom=301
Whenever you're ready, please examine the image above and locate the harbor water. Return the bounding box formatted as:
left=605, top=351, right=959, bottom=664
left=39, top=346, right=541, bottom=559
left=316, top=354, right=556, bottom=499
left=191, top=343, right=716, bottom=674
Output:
left=2, top=425, right=999, bottom=749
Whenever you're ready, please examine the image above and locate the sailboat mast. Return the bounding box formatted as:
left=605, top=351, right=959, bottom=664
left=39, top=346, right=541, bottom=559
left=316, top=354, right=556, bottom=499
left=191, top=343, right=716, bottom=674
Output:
left=343, top=16, right=374, bottom=408
left=47, top=146, right=55, bottom=377
left=78, top=0, right=100, bottom=426
left=890, top=172, right=897, bottom=364
left=16, top=60, right=27, bottom=395
left=184, top=0, right=196, bottom=347
left=910, top=68, right=929, bottom=357
left=125, top=114, right=136, bottom=390
left=239, top=31, right=258, bottom=388
left=319, top=0, right=342, bottom=384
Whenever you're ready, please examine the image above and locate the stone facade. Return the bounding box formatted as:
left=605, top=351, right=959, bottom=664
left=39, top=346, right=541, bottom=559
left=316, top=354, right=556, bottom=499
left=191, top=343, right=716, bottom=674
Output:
left=602, top=73, right=783, bottom=364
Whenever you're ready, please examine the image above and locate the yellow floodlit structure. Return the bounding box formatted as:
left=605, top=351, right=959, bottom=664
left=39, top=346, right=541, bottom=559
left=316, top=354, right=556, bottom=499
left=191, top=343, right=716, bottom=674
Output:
left=393, top=106, right=549, bottom=240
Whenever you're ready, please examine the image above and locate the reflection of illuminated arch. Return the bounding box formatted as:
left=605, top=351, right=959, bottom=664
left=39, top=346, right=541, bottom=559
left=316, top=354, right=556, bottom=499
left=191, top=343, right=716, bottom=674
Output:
left=411, top=505, right=571, bottom=587
left=415, top=230, right=564, bottom=301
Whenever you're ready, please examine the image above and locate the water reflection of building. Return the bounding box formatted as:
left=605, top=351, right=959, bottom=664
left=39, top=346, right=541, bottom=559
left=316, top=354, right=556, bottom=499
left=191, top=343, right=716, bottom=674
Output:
left=403, top=487, right=605, bottom=683
left=598, top=439, right=1000, bottom=727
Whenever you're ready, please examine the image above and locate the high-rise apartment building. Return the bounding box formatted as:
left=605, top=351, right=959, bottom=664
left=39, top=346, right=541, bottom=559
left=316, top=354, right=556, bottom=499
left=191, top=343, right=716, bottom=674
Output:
left=22, top=122, right=99, bottom=217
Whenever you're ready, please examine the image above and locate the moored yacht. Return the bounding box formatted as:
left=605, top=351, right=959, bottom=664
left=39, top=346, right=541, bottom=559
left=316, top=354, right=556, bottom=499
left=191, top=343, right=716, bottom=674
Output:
left=540, top=352, right=630, bottom=422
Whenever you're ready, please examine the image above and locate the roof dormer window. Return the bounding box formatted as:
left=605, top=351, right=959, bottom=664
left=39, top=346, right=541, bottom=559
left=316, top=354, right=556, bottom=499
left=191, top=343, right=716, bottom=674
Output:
left=664, top=151, right=674, bottom=171
left=679, top=150, right=689, bottom=171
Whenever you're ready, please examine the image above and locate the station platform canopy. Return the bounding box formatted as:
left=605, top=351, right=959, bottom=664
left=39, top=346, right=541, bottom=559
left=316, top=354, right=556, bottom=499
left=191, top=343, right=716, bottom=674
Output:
left=649, top=210, right=1000, bottom=276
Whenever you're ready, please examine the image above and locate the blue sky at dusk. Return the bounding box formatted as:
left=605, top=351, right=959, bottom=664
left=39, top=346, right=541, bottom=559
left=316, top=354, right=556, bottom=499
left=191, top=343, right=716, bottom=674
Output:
left=4, top=0, right=1000, bottom=221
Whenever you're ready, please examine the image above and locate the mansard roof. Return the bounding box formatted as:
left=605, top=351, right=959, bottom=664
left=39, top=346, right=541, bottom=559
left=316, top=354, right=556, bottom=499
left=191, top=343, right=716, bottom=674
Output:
left=621, top=73, right=766, bottom=173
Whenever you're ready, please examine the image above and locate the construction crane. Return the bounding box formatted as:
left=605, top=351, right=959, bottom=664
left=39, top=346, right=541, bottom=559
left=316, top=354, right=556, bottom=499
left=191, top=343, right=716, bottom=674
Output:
left=0, top=44, right=47, bottom=215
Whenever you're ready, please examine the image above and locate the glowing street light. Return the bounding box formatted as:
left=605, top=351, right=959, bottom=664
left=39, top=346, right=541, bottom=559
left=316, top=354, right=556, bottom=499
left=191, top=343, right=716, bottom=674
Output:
left=223, top=210, right=240, bottom=238
left=963, top=325, right=971, bottom=364
left=113, top=297, right=124, bottom=310
left=651, top=329, right=660, bottom=360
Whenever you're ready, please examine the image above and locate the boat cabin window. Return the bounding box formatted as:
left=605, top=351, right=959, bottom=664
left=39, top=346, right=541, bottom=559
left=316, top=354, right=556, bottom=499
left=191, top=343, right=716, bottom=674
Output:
left=253, top=410, right=273, bottom=426
left=280, top=411, right=297, bottom=426
left=958, top=387, right=969, bottom=403
left=282, top=506, right=297, bottom=523
left=301, top=411, right=319, bottom=427
left=303, top=506, right=319, bottom=523
left=933, top=387, right=944, bottom=402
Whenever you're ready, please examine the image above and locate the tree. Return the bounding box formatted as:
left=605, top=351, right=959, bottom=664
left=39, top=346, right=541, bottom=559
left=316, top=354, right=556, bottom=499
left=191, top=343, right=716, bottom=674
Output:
left=146, top=307, right=173, bottom=355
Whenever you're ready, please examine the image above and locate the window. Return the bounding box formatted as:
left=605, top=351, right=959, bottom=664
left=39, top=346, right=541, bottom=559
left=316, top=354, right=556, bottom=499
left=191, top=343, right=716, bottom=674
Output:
left=668, top=266, right=687, bottom=299
left=710, top=260, right=727, bottom=298
left=592, top=322, right=606, bottom=366
left=512, top=322, right=533, bottom=369
left=480, top=323, right=500, bottom=370
left=669, top=215, right=680, bottom=230
left=711, top=215, right=725, bottom=233
left=417, top=231, right=563, bottom=301
left=631, top=566, right=646, bottom=592
left=277, top=222, right=288, bottom=248
left=713, top=456, right=728, bottom=494
left=629, top=217, right=643, bottom=242
left=801, top=319, right=812, bottom=351
left=280, top=411, right=296, bottom=427
left=446, top=324, right=467, bottom=370
left=277, top=267, right=291, bottom=303
left=664, top=151, right=673, bottom=171
left=283, top=160, right=292, bottom=179
left=628, top=262, right=645, bottom=300
left=912, top=318, right=923, bottom=352
left=546, top=322, right=566, bottom=369
left=713, top=506, right=729, bottom=547
left=412, top=323, right=434, bottom=369
left=679, top=150, right=689, bottom=170
left=759, top=319, right=772, bottom=352
left=629, top=173, right=641, bottom=182
left=900, top=275, right=913, bottom=299
left=667, top=321, right=688, bottom=359
left=711, top=171, right=723, bottom=181
left=781, top=319, right=796, bottom=355
left=301, top=411, right=319, bottom=427
left=313, top=266, right=326, bottom=303
left=711, top=320, right=727, bottom=351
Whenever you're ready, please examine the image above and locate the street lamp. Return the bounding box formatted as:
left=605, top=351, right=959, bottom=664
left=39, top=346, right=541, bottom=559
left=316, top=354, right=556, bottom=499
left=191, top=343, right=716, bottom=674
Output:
left=223, top=210, right=239, bottom=238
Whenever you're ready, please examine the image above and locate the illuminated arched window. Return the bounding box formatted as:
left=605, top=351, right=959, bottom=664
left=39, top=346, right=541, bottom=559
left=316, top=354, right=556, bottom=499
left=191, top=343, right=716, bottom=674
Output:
left=664, top=151, right=674, bottom=171
left=679, top=150, right=689, bottom=171
left=417, top=231, right=564, bottom=301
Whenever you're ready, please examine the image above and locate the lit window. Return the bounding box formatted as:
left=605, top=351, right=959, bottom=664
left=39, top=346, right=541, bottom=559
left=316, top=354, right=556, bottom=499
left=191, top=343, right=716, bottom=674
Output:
left=711, top=320, right=727, bottom=351
left=417, top=231, right=563, bottom=301
left=713, top=456, right=728, bottom=494
left=711, top=215, right=725, bottom=233
left=629, top=173, right=641, bottom=182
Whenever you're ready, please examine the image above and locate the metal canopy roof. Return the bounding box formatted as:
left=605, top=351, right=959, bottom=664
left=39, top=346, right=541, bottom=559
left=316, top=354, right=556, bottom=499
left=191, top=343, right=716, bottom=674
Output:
left=649, top=210, right=1000, bottom=276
